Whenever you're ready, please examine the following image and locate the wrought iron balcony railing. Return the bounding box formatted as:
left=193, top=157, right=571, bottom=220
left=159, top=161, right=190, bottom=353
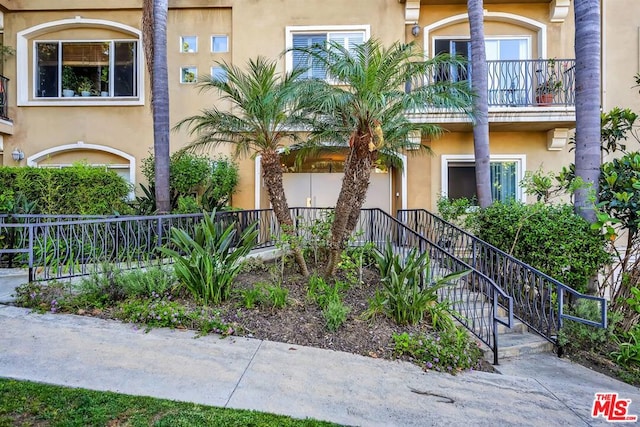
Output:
left=410, top=58, right=576, bottom=108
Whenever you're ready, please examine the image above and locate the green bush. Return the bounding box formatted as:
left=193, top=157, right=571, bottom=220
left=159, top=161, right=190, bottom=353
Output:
left=323, top=299, right=350, bottom=331
left=372, top=242, right=470, bottom=326
left=475, top=202, right=610, bottom=293
left=159, top=210, right=258, bottom=305
left=392, top=328, right=484, bottom=374
left=141, top=152, right=239, bottom=213
left=0, top=164, right=131, bottom=214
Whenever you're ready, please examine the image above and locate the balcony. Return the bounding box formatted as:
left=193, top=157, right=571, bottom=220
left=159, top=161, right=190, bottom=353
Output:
left=408, top=58, right=576, bottom=132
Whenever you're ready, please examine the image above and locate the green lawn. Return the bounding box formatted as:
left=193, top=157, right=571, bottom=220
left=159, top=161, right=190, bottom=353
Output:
left=0, top=378, right=341, bottom=427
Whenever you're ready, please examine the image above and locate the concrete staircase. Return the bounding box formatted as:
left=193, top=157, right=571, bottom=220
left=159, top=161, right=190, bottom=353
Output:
left=444, top=286, right=554, bottom=362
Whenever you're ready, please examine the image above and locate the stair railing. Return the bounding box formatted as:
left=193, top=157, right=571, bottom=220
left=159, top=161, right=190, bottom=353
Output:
left=397, top=209, right=607, bottom=344
left=360, top=208, right=513, bottom=364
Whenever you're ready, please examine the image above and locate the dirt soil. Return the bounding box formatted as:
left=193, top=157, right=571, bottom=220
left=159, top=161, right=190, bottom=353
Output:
left=201, top=260, right=494, bottom=372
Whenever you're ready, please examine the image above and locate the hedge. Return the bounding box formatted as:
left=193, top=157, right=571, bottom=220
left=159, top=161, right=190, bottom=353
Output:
left=475, top=201, right=610, bottom=293
left=0, top=165, right=132, bottom=215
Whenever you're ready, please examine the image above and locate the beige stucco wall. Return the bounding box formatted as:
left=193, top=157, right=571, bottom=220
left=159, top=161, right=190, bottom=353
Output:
left=0, top=0, right=583, bottom=213
left=603, top=0, right=640, bottom=156
left=404, top=130, right=571, bottom=211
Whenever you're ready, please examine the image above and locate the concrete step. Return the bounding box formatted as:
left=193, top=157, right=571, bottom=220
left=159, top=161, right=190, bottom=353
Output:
left=485, top=331, right=555, bottom=361
left=0, top=268, right=29, bottom=303
left=466, top=317, right=528, bottom=335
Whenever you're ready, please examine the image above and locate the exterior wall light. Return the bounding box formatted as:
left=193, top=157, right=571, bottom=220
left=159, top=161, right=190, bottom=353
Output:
left=411, top=22, right=420, bottom=37
left=11, top=148, right=24, bottom=161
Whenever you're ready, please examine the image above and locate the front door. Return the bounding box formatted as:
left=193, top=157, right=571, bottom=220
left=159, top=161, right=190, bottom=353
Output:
left=282, top=171, right=391, bottom=212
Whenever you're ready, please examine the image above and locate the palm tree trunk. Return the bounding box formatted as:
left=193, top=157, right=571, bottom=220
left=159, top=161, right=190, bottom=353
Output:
left=573, top=0, right=601, bottom=223
left=326, top=132, right=373, bottom=276
left=468, top=0, right=492, bottom=208
left=144, top=0, right=171, bottom=213
left=261, top=150, right=309, bottom=277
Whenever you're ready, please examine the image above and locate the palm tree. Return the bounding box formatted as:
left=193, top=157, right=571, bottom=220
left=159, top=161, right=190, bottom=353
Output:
left=295, top=39, right=475, bottom=275
left=573, top=0, right=601, bottom=222
left=142, top=0, right=171, bottom=213
left=468, top=0, right=492, bottom=208
left=174, top=57, right=310, bottom=277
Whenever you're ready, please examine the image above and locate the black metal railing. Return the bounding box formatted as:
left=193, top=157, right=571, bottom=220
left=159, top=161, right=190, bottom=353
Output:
left=397, top=209, right=607, bottom=344
left=0, top=75, right=9, bottom=120
left=409, top=58, right=575, bottom=108
left=0, top=208, right=513, bottom=363
left=359, top=208, right=513, bottom=364
left=0, top=210, right=279, bottom=280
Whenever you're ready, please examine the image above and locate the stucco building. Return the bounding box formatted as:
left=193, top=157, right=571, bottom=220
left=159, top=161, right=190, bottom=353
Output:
left=0, top=0, right=632, bottom=213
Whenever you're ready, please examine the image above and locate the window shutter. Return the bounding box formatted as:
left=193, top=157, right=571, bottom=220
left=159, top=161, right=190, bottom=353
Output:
left=292, top=34, right=327, bottom=79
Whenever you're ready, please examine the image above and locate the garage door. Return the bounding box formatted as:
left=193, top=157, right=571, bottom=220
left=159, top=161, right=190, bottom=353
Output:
left=282, top=171, right=391, bottom=212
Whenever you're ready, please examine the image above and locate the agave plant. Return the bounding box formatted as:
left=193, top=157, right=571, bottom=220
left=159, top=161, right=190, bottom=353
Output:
left=159, top=210, right=258, bottom=304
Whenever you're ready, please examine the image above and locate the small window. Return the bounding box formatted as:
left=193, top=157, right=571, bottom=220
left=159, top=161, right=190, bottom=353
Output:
left=211, top=66, right=227, bottom=82
left=181, top=36, right=197, bottom=53
left=181, top=66, right=197, bottom=84
left=211, top=35, right=228, bottom=53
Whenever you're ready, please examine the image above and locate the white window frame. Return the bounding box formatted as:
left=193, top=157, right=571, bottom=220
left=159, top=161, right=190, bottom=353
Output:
left=180, top=66, right=198, bottom=84
left=285, top=25, right=370, bottom=78
left=431, top=35, right=532, bottom=61
left=441, top=154, right=526, bottom=202
left=181, top=36, right=198, bottom=53
left=211, top=35, right=229, bottom=53
left=33, top=39, right=139, bottom=100
left=211, top=66, right=227, bottom=82
left=18, top=18, right=144, bottom=107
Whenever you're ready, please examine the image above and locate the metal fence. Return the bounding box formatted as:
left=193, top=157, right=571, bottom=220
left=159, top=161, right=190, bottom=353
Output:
left=0, top=210, right=280, bottom=280
left=397, top=209, right=607, bottom=345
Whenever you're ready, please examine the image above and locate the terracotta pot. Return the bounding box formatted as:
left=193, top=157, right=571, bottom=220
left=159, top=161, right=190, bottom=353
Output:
left=536, top=93, right=554, bottom=106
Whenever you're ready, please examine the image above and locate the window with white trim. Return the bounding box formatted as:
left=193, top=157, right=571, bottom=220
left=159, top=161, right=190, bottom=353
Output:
left=289, top=29, right=366, bottom=80
left=211, top=35, right=228, bottom=53
left=211, top=66, right=227, bottom=82
left=442, top=155, right=525, bottom=203
left=35, top=40, right=138, bottom=98
left=181, top=36, right=197, bottom=53
left=181, top=66, right=197, bottom=84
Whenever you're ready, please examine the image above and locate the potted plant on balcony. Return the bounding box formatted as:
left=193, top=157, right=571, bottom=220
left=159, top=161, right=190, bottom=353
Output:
left=62, top=66, right=76, bottom=97
left=535, top=59, right=563, bottom=106
left=77, top=77, right=94, bottom=97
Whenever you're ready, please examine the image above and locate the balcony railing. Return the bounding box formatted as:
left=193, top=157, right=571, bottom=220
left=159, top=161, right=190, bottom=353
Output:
left=0, top=75, right=8, bottom=120
left=410, top=58, right=576, bottom=108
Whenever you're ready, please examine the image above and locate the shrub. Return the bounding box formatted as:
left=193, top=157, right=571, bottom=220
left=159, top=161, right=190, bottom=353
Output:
left=0, top=164, right=131, bottom=214
left=475, top=201, right=610, bottom=293
left=372, top=242, right=470, bottom=326
left=557, top=300, right=621, bottom=353
left=307, top=274, right=347, bottom=309
left=323, top=299, right=350, bottom=332
left=140, top=152, right=239, bottom=213
left=159, top=210, right=258, bottom=304
left=118, top=296, right=187, bottom=329
left=118, top=266, right=176, bottom=298
left=393, top=329, right=483, bottom=374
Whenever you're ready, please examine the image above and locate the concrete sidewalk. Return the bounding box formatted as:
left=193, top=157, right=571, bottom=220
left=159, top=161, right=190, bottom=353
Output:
left=0, top=304, right=638, bottom=426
